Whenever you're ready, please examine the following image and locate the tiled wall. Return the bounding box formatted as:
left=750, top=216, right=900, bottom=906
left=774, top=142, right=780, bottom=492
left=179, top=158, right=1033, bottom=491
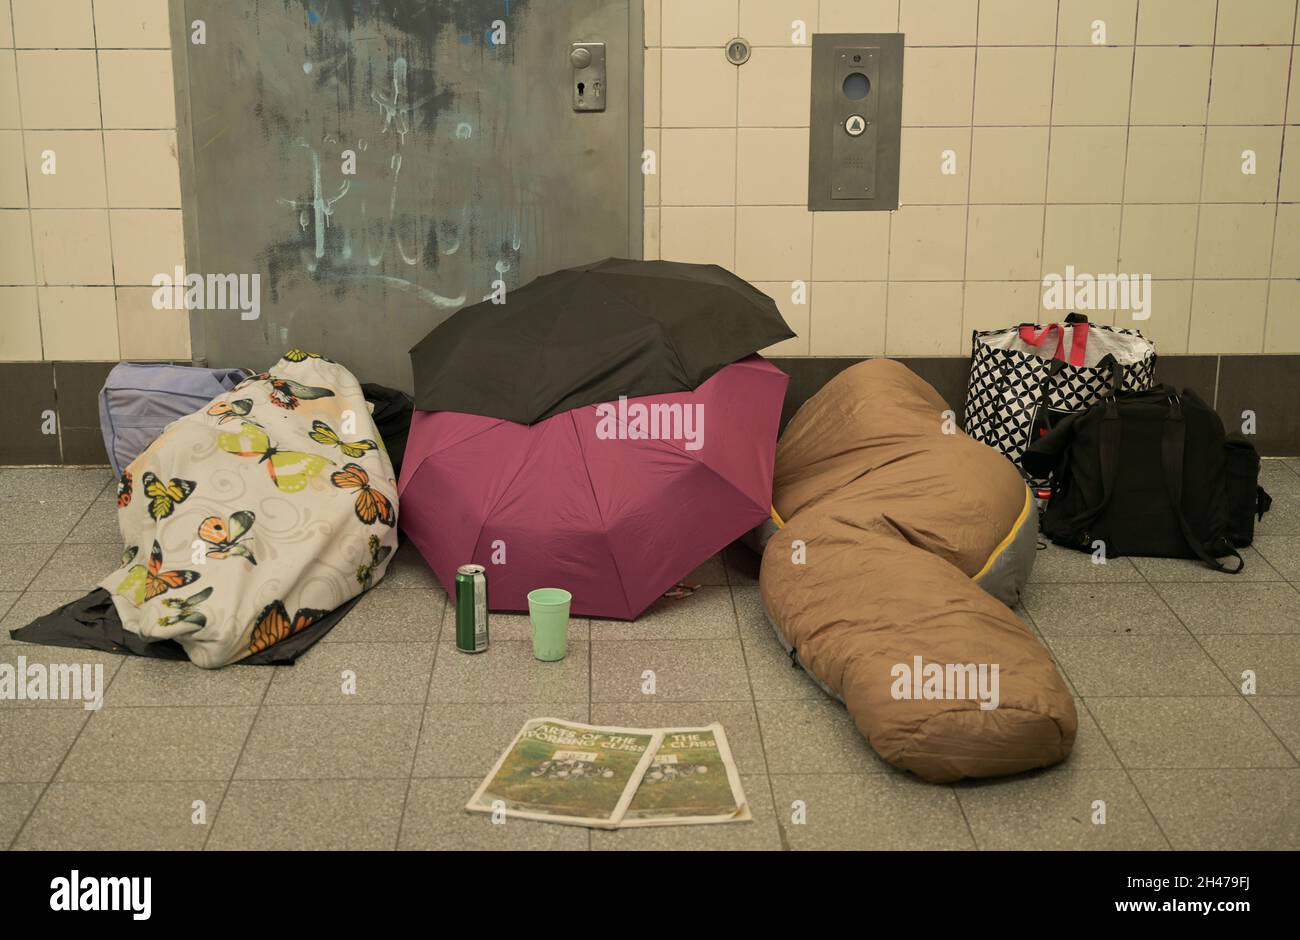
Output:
left=643, top=0, right=1300, bottom=357
left=0, top=0, right=188, bottom=363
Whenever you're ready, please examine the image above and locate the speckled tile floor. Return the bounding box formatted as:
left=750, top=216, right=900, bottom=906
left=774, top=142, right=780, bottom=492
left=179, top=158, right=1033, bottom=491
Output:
left=2, top=463, right=1298, bottom=851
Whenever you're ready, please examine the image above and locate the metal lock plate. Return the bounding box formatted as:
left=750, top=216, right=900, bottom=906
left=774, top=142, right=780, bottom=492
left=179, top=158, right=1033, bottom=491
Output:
left=571, top=42, right=606, bottom=112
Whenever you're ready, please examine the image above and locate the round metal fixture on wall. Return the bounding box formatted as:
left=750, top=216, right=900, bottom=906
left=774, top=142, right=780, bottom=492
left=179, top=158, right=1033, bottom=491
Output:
left=725, top=37, right=751, bottom=66
left=842, top=71, right=871, bottom=100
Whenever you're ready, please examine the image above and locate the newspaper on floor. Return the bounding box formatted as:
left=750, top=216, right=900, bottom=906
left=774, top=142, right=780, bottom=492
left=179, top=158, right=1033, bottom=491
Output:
left=465, top=718, right=663, bottom=829
left=466, top=719, right=751, bottom=829
left=620, top=724, right=751, bottom=827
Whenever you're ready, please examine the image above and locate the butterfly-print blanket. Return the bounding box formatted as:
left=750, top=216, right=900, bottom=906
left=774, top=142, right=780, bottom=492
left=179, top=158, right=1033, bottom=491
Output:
left=100, top=354, right=399, bottom=668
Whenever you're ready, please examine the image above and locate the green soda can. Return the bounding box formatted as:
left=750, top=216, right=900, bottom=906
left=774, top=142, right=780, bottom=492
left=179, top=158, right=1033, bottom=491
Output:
left=454, top=564, right=489, bottom=653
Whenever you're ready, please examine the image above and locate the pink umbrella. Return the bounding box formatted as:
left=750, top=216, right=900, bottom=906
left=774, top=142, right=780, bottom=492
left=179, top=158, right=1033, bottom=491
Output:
left=397, top=356, right=787, bottom=619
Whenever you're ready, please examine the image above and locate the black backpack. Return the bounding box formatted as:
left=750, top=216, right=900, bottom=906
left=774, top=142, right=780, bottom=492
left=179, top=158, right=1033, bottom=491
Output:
left=1022, top=386, right=1270, bottom=573
left=1224, top=437, right=1273, bottom=548
left=361, top=383, right=414, bottom=476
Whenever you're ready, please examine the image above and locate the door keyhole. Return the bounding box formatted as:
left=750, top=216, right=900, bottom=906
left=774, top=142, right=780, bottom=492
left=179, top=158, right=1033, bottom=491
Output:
left=570, top=41, right=605, bottom=112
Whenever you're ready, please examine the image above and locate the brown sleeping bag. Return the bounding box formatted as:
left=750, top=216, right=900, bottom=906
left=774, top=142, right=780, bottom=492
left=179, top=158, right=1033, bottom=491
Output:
left=760, top=359, right=1076, bottom=782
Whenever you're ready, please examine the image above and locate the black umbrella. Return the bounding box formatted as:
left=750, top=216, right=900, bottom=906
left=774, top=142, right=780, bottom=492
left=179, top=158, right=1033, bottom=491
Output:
left=410, top=258, right=795, bottom=423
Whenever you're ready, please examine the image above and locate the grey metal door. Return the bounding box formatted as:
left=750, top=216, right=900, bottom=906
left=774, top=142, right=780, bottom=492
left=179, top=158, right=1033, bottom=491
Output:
left=172, top=0, right=641, bottom=389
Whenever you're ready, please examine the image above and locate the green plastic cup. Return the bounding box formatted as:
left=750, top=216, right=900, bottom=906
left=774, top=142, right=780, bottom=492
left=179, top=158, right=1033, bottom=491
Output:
left=527, top=588, right=572, bottom=662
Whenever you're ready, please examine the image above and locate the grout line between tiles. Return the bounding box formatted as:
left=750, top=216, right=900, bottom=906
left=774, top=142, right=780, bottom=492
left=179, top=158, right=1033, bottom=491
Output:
left=724, top=549, right=801, bottom=848
left=11, top=766, right=1295, bottom=785
left=1185, top=1, right=1222, bottom=354
left=37, top=269, right=1265, bottom=280
left=726, top=579, right=786, bottom=849
left=393, top=598, right=447, bottom=849
left=1035, top=2, right=1063, bottom=287
left=1032, top=566, right=1232, bottom=843
left=1068, top=689, right=1176, bottom=849
left=954, top=2, right=983, bottom=354
left=199, top=665, right=274, bottom=850
left=18, top=690, right=1300, bottom=706
left=1259, top=4, right=1300, bottom=347
left=1244, top=695, right=1300, bottom=764
left=948, top=780, right=981, bottom=850
left=87, top=0, right=122, bottom=371
left=1110, top=0, right=1142, bottom=307
left=1129, top=535, right=1300, bottom=769
left=3, top=706, right=95, bottom=849
left=7, top=20, right=43, bottom=370
left=6, top=478, right=113, bottom=596
left=731, top=0, right=739, bottom=278
left=5, top=523, right=124, bottom=849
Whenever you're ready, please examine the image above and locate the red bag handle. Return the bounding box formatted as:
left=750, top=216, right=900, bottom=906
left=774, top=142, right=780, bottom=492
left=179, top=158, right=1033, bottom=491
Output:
left=1018, top=322, right=1089, bottom=367
left=1018, top=323, right=1062, bottom=356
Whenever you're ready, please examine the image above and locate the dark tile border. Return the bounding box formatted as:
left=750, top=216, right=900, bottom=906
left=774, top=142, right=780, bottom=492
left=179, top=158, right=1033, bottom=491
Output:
left=0, top=354, right=1297, bottom=463
left=0, top=360, right=178, bottom=466
left=0, top=362, right=60, bottom=465
left=772, top=354, right=1299, bottom=456
left=54, top=361, right=116, bottom=429
left=1215, top=356, right=1300, bottom=457
left=1153, top=355, right=1218, bottom=399
left=772, top=356, right=976, bottom=427
left=50, top=362, right=116, bottom=468
left=58, top=427, right=111, bottom=465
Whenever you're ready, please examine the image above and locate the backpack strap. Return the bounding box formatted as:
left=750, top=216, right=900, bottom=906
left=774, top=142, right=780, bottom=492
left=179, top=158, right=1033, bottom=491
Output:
left=1097, top=398, right=1121, bottom=511
left=1160, top=396, right=1245, bottom=574
left=1030, top=357, right=1067, bottom=440
left=1057, top=397, right=1123, bottom=534
left=1097, top=353, right=1125, bottom=393
left=1030, top=352, right=1126, bottom=453
left=1256, top=486, right=1273, bottom=521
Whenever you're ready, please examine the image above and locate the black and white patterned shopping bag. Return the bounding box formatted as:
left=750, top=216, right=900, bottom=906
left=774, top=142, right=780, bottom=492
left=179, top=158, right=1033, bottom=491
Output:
left=963, top=316, right=1157, bottom=473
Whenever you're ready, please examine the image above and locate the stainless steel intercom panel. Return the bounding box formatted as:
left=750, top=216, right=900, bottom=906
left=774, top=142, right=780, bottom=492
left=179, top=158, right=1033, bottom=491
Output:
left=808, top=34, right=903, bottom=211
